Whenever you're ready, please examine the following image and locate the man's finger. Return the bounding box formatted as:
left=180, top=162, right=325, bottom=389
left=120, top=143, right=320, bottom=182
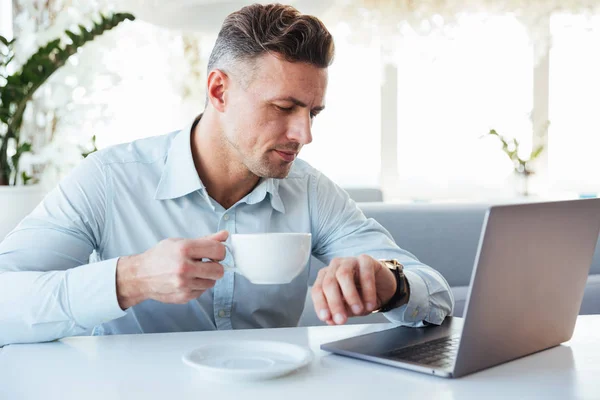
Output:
left=181, top=238, right=227, bottom=261
left=311, top=270, right=331, bottom=322
left=186, top=290, right=206, bottom=301
left=188, top=278, right=217, bottom=291
left=358, top=256, right=378, bottom=312
left=205, top=230, right=229, bottom=242
left=187, top=261, right=225, bottom=280
left=324, top=303, right=355, bottom=324
left=335, top=261, right=364, bottom=315
left=322, top=270, right=348, bottom=325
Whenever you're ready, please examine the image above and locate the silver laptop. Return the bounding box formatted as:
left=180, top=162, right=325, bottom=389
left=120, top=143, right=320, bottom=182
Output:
left=321, top=199, right=600, bottom=378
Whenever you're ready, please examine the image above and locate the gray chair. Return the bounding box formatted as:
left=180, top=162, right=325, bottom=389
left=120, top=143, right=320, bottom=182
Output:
left=299, top=202, right=600, bottom=326
left=342, top=188, right=383, bottom=202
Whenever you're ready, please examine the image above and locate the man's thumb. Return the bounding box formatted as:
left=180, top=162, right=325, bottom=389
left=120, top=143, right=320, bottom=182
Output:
left=205, top=230, right=229, bottom=242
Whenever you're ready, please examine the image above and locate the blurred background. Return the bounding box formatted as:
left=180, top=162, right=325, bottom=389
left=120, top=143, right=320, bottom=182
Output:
left=4, top=0, right=600, bottom=322
left=1, top=0, right=600, bottom=206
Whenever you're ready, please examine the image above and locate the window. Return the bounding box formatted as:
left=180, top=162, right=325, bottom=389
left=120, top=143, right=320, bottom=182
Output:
left=92, top=22, right=383, bottom=190
left=90, top=21, right=205, bottom=149
left=14, top=3, right=599, bottom=201
left=392, top=16, right=533, bottom=200
left=548, top=14, right=600, bottom=195
left=300, top=24, right=381, bottom=188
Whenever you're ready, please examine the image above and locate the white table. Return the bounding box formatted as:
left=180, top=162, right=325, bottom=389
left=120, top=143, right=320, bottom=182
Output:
left=1, top=316, right=600, bottom=400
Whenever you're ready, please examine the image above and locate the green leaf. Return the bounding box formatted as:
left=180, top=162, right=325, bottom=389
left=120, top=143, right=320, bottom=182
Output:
left=10, top=141, right=33, bottom=185
left=11, top=141, right=32, bottom=164
left=21, top=171, right=33, bottom=185
left=3, top=54, right=14, bottom=66
left=1, top=11, right=135, bottom=184
left=17, top=141, right=32, bottom=153
left=65, top=30, right=80, bottom=45
left=530, top=145, right=544, bottom=161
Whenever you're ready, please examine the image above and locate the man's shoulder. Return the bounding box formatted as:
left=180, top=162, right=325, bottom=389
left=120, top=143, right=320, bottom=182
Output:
left=283, top=158, right=344, bottom=196
left=93, top=130, right=180, bottom=166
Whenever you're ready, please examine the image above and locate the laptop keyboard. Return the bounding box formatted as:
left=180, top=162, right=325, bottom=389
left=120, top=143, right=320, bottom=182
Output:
left=384, top=335, right=461, bottom=368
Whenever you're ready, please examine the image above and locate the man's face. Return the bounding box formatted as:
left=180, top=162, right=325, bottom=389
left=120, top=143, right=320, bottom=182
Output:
left=220, top=54, right=328, bottom=179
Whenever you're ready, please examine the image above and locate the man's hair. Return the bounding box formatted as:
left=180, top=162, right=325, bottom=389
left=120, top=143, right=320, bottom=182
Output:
left=207, top=3, right=335, bottom=79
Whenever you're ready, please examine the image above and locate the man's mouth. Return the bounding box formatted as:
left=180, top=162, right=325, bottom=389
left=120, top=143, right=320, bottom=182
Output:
left=274, top=150, right=297, bottom=162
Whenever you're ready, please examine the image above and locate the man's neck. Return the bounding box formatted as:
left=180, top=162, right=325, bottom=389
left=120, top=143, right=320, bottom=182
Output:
left=191, top=112, right=260, bottom=210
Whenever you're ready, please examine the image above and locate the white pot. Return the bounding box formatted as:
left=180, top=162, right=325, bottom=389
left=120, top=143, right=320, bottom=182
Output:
left=0, top=185, right=47, bottom=241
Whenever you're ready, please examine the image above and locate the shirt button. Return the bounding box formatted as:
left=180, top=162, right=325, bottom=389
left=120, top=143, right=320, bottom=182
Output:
left=218, top=309, right=226, bottom=318
left=223, top=214, right=230, bottom=221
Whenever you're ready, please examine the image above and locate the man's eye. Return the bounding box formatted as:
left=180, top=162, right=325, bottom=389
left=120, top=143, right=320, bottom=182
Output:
left=276, top=105, right=293, bottom=112
left=310, top=112, right=317, bottom=119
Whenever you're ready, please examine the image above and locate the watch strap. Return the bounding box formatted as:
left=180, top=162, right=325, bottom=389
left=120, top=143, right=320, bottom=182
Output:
left=376, top=260, right=408, bottom=313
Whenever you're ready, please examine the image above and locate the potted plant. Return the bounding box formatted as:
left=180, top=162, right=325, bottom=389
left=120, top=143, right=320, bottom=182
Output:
left=484, top=129, right=545, bottom=197
left=0, top=12, right=134, bottom=239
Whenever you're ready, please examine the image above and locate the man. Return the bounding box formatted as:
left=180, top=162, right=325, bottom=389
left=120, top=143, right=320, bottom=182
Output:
left=0, top=4, right=453, bottom=346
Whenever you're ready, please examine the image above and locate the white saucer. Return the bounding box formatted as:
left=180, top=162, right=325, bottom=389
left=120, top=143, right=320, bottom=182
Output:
left=182, top=340, right=313, bottom=382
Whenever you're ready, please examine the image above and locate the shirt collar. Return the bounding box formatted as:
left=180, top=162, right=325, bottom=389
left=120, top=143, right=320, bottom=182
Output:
left=154, top=117, right=286, bottom=213
left=154, top=118, right=203, bottom=201
left=245, top=178, right=286, bottom=213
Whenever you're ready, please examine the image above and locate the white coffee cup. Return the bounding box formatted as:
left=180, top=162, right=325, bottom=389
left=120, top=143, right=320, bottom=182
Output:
left=222, top=233, right=311, bottom=284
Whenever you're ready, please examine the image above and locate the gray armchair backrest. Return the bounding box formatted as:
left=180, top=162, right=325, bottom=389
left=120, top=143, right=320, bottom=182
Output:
left=342, top=188, right=383, bottom=203
left=309, top=202, right=600, bottom=287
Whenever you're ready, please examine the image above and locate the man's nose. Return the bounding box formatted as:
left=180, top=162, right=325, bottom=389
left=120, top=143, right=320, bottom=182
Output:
left=288, top=112, right=313, bottom=145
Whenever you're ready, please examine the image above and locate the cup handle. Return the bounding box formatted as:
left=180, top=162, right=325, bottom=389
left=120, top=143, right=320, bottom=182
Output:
left=221, top=242, right=240, bottom=274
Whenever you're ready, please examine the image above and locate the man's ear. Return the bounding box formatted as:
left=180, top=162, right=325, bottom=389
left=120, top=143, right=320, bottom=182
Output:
left=206, top=69, right=229, bottom=113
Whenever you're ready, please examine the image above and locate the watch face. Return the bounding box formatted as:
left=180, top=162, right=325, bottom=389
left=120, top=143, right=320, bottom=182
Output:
left=386, top=260, right=403, bottom=271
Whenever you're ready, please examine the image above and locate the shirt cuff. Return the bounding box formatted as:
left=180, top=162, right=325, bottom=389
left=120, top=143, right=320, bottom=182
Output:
left=66, top=258, right=127, bottom=328
left=383, top=270, right=431, bottom=326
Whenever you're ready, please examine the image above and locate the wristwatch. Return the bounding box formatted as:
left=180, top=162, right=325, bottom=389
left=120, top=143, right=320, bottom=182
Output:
left=374, top=259, right=410, bottom=313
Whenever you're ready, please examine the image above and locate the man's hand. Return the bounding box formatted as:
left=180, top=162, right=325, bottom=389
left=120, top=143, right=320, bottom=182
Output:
left=116, top=231, right=229, bottom=309
left=311, top=255, right=397, bottom=325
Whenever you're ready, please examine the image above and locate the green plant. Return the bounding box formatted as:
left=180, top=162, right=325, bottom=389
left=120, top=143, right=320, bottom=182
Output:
left=0, top=12, right=134, bottom=186
left=484, top=128, right=545, bottom=196
left=485, top=129, right=544, bottom=176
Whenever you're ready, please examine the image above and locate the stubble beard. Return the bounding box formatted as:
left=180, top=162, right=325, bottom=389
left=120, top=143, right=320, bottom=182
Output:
left=225, top=137, right=293, bottom=179
left=246, top=151, right=292, bottom=179
left=222, top=129, right=296, bottom=179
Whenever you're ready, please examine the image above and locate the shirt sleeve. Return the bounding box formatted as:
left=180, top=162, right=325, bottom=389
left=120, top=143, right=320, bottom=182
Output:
left=309, top=171, right=454, bottom=326
left=0, top=154, right=126, bottom=347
